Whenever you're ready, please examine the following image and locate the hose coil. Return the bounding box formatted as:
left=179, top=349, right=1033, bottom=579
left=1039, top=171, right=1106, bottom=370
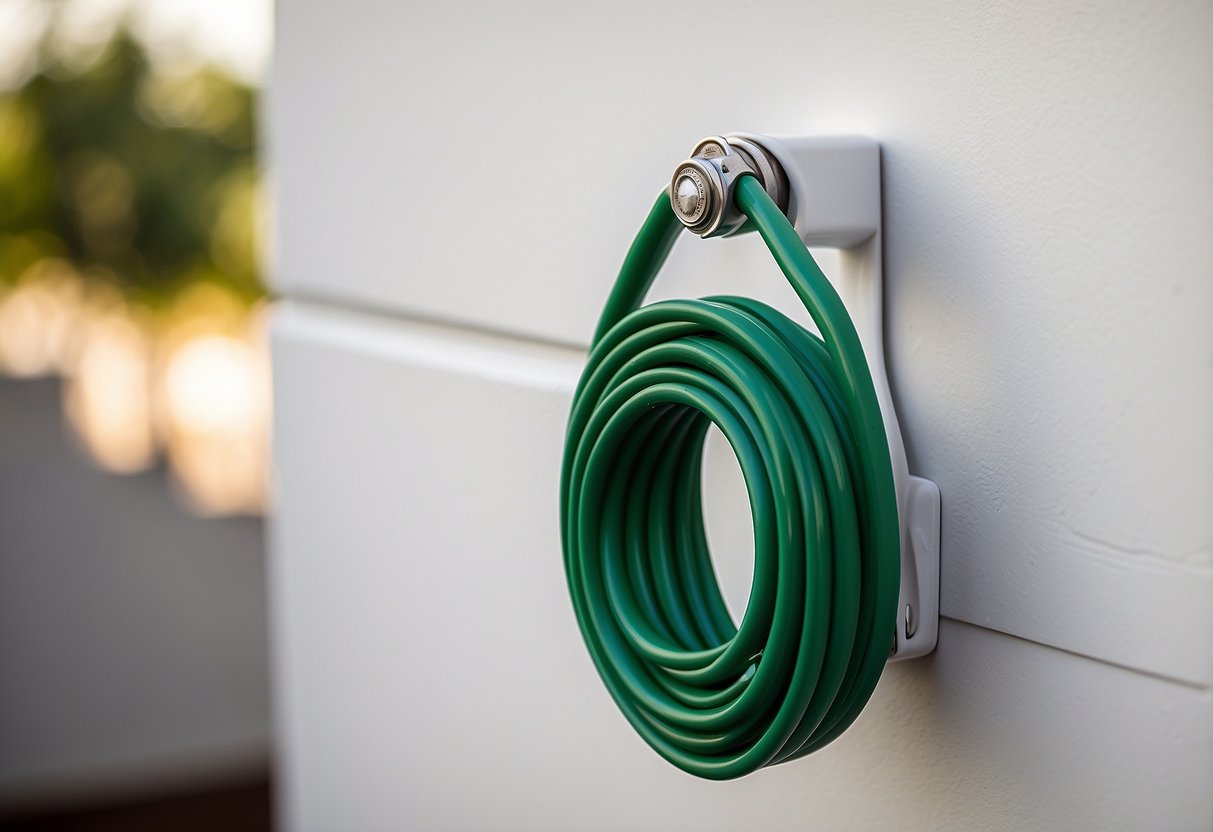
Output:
left=560, top=174, right=900, bottom=779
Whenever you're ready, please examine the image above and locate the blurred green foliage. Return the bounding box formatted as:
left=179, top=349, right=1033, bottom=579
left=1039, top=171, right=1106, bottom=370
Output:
left=0, top=27, right=262, bottom=305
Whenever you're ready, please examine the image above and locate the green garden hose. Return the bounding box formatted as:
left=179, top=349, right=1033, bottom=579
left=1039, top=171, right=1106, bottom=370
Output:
left=560, top=171, right=900, bottom=780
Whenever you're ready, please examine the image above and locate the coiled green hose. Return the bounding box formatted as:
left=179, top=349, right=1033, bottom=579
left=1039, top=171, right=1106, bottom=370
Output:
left=560, top=173, right=899, bottom=780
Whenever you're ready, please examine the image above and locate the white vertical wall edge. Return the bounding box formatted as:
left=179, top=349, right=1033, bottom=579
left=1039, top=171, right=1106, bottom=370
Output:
left=738, top=134, right=940, bottom=660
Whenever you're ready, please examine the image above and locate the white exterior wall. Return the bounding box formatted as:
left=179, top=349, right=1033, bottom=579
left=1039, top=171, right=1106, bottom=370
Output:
left=268, top=1, right=1213, bottom=829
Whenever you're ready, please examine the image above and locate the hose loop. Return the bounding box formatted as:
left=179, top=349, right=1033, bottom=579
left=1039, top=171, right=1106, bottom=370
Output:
left=560, top=175, right=899, bottom=779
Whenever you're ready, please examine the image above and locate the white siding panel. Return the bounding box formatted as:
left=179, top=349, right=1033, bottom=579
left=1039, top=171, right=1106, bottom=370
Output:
left=270, top=303, right=1212, bottom=831
left=269, top=0, right=1213, bottom=687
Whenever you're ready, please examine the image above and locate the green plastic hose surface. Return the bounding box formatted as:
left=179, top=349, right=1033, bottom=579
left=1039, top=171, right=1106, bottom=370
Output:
left=560, top=174, right=900, bottom=780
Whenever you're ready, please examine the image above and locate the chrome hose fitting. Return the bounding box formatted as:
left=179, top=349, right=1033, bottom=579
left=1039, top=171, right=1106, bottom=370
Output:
left=669, top=134, right=790, bottom=238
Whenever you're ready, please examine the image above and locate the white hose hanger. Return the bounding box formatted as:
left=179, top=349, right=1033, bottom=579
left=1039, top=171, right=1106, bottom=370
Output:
left=560, top=133, right=940, bottom=779
left=746, top=133, right=941, bottom=659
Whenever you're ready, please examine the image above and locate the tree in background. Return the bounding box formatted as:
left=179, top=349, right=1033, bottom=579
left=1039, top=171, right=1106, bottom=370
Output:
left=0, top=26, right=261, bottom=302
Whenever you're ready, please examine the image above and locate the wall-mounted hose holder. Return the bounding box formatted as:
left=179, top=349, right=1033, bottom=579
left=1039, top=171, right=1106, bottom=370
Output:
left=560, top=134, right=940, bottom=779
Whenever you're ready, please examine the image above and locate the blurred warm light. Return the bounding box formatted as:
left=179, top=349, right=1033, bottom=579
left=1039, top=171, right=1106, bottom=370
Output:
left=0, top=0, right=272, bottom=91
left=160, top=325, right=270, bottom=517
left=47, top=0, right=126, bottom=74
left=0, top=259, right=272, bottom=514
left=160, top=280, right=250, bottom=335
left=0, top=260, right=84, bottom=377
left=63, top=311, right=156, bottom=475
left=0, top=0, right=53, bottom=89
left=134, top=0, right=272, bottom=83
left=165, top=335, right=265, bottom=434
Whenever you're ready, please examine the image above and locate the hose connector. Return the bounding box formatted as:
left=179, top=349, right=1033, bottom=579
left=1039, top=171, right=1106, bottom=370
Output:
left=669, top=134, right=789, bottom=238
